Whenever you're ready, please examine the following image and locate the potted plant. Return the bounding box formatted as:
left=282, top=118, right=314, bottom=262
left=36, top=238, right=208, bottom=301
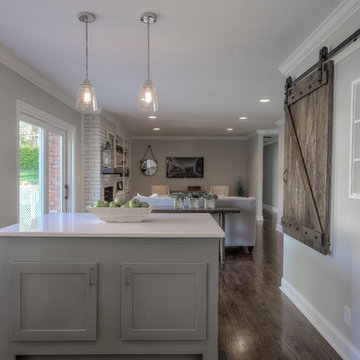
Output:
left=187, top=192, right=200, bottom=209
left=202, top=192, right=218, bottom=209
left=171, top=192, right=186, bottom=209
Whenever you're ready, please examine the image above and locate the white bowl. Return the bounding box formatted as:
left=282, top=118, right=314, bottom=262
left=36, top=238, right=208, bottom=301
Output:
left=86, top=205, right=153, bottom=223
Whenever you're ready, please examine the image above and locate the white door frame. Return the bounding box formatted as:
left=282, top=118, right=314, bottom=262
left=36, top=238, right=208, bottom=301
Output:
left=16, top=100, right=76, bottom=220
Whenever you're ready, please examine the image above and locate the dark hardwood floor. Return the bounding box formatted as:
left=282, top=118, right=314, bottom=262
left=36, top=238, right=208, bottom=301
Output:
left=218, top=220, right=342, bottom=360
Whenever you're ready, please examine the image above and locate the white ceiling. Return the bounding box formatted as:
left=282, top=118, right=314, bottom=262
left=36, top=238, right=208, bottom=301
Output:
left=0, top=0, right=341, bottom=136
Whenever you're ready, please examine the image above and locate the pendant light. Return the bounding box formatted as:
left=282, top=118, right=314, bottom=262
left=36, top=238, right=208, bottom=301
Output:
left=75, top=12, right=98, bottom=113
left=137, top=12, right=158, bottom=112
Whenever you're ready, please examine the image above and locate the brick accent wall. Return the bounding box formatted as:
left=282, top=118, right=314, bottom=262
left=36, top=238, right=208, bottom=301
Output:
left=48, top=132, right=61, bottom=213
left=83, top=113, right=123, bottom=209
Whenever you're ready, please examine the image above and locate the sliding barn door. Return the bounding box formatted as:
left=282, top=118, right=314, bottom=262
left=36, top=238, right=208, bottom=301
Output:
left=282, top=61, right=334, bottom=255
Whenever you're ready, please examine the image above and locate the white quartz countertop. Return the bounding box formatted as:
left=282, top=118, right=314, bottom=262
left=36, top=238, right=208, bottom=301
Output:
left=0, top=212, right=225, bottom=238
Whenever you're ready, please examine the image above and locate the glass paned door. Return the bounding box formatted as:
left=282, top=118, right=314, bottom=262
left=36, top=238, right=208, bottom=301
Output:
left=19, top=121, right=43, bottom=222
left=19, top=120, right=68, bottom=222
left=47, top=126, right=66, bottom=214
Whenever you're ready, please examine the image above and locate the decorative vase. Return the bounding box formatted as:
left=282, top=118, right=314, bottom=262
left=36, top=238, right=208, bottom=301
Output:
left=173, top=198, right=184, bottom=209
left=189, top=198, right=200, bottom=209
left=204, top=199, right=215, bottom=209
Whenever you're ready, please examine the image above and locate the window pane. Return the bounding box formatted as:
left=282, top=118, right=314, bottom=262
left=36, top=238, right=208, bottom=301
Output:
left=355, top=83, right=360, bottom=120
left=48, top=131, right=63, bottom=213
left=19, top=121, right=42, bottom=222
left=353, top=161, right=360, bottom=195
left=354, top=122, right=360, bottom=159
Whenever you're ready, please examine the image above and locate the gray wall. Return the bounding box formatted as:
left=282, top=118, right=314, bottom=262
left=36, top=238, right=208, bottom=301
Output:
left=246, top=136, right=258, bottom=199
left=130, top=139, right=248, bottom=197
left=263, top=141, right=278, bottom=208
left=0, top=63, right=82, bottom=228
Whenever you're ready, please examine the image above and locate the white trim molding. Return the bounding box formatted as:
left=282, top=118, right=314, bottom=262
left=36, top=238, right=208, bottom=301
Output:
left=256, top=215, right=264, bottom=222
left=0, top=45, right=75, bottom=109
left=131, top=135, right=248, bottom=141
left=276, top=224, right=283, bottom=233
left=281, top=278, right=360, bottom=360
left=263, top=204, right=278, bottom=213
left=279, top=0, right=360, bottom=76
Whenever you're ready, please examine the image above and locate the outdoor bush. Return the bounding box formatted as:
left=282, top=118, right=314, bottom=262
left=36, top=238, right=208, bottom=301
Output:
left=20, top=146, right=39, bottom=170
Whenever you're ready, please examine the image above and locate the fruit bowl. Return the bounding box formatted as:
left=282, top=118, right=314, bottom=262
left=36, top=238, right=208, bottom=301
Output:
left=86, top=205, right=154, bottom=223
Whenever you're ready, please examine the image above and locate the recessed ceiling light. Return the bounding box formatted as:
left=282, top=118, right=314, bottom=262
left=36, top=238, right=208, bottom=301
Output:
left=149, top=115, right=157, bottom=119
left=226, top=128, right=234, bottom=131
left=259, top=99, right=270, bottom=103
left=153, top=127, right=160, bottom=131
left=239, top=116, right=247, bottom=120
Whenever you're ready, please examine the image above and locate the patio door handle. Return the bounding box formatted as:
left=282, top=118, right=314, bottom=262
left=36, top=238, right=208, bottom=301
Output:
left=64, top=184, right=69, bottom=200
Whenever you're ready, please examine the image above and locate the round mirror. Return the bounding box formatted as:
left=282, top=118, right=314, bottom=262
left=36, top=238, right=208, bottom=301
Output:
left=140, top=159, right=157, bottom=176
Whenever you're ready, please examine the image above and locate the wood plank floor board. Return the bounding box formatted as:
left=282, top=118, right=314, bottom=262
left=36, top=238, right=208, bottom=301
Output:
left=218, top=221, right=341, bottom=360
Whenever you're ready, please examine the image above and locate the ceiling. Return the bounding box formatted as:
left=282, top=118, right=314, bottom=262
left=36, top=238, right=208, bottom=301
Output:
left=0, top=0, right=341, bottom=136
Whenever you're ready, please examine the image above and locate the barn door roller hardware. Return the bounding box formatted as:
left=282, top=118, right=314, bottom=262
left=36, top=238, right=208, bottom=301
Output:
left=286, top=25, right=360, bottom=89
left=285, top=46, right=330, bottom=105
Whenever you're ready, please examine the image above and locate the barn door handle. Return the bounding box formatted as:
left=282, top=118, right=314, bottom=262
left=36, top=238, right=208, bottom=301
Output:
left=283, top=168, right=288, bottom=183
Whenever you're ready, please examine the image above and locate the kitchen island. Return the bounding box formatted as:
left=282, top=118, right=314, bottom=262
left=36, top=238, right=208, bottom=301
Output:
left=0, top=212, right=223, bottom=360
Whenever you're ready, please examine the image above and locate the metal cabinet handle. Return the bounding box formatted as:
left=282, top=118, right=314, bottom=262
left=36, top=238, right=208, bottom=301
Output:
left=283, top=168, right=288, bottom=184
left=89, top=267, right=95, bottom=286
left=125, top=268, right=132, bottom=286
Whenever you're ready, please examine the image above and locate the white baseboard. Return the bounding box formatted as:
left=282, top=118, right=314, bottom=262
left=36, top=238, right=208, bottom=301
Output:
left=263, top=203, right=278, bottom=213
left=276, top=223, right=283, bottom=233
left=280, top=278, right=360, bottom=360
left=256, top=215, right=264, bottom=222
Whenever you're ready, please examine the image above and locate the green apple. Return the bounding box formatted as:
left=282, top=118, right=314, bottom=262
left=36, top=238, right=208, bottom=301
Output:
left=128, top=198, right=141, bottom=208
left=104, top=201, right=109, bottom=207
left=93, top=200, right=108, bottom=207
left=114, top=197, right=125, bottom=206
left=141, top=202, right=149, bottom=208
left=109, top=201, right=118, bottom=207
left=121, top=204, right=130, bottom=208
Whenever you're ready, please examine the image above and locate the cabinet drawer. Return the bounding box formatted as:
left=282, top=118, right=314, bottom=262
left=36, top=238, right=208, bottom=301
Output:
left=10, top=262, right=97, bottom=341
left=121, top=262, right=207, bottom=340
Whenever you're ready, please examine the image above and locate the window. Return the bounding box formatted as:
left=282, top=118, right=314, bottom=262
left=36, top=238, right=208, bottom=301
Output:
left=17, top=101, right=75, bottom=222
left=350, top=79, right=360, bottom=198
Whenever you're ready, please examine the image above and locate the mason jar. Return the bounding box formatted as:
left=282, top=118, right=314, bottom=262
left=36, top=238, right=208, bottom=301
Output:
left=173, top=198, right=184, bottom=209
left=204, top=198, right=215, bottom=209
left=189, top=198, right=200, bottom=209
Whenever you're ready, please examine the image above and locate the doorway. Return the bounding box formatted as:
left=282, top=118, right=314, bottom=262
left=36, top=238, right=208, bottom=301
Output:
left=18, top=102, right=74, bottom=222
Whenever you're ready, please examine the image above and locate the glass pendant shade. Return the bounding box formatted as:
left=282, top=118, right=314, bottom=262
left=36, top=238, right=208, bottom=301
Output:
left=76, top=78, right=98, bottom=112
left=76, top=12, right=98, bottom=113
left=137, top=79, right=158, bottom=112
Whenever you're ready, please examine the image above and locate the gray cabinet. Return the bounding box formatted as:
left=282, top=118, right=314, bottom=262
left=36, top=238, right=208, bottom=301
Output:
left=121, top=262, right=207, bottom=340
left=10, top=262, right=97, bottom=341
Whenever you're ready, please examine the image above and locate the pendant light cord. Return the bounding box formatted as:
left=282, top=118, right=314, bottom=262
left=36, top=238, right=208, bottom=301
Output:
left=147, top=21, right=150, bottom=81
left=85, top=20, right=89, bottom=80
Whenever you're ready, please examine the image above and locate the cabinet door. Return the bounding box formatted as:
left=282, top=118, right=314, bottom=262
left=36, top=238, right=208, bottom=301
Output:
left=10, top=262, right=97, bottom=341
left=121, top=262, right=207, bottom=341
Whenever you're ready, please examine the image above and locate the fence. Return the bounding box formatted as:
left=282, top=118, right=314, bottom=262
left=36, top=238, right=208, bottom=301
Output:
left=19, top=187, right=40, bottom=223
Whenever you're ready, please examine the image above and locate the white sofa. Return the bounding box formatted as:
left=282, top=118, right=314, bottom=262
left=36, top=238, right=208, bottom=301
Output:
left=135, top=196, right=257, bottom=251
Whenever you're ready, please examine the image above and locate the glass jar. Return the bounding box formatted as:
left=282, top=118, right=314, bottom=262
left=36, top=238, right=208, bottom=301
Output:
left=204, top=198, right=216, bottom=209
left=189, top=198, right=200, bottom=209
left=173, top=198, right=184, bottom=209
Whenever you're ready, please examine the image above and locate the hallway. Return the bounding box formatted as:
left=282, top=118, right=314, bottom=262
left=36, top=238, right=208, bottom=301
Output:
left=218, top=222, right=341, bottom=360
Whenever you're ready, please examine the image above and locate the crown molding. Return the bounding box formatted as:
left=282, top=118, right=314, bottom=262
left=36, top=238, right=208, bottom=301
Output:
left=0, top=44, right=76, bottom=109
left=256, top=129, right=266, bottom=135
left=131, top=135, right=248, bottom=141
left=264, top=138, right=279, bottom=147
left=278, top=0, right=360, bottom=75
